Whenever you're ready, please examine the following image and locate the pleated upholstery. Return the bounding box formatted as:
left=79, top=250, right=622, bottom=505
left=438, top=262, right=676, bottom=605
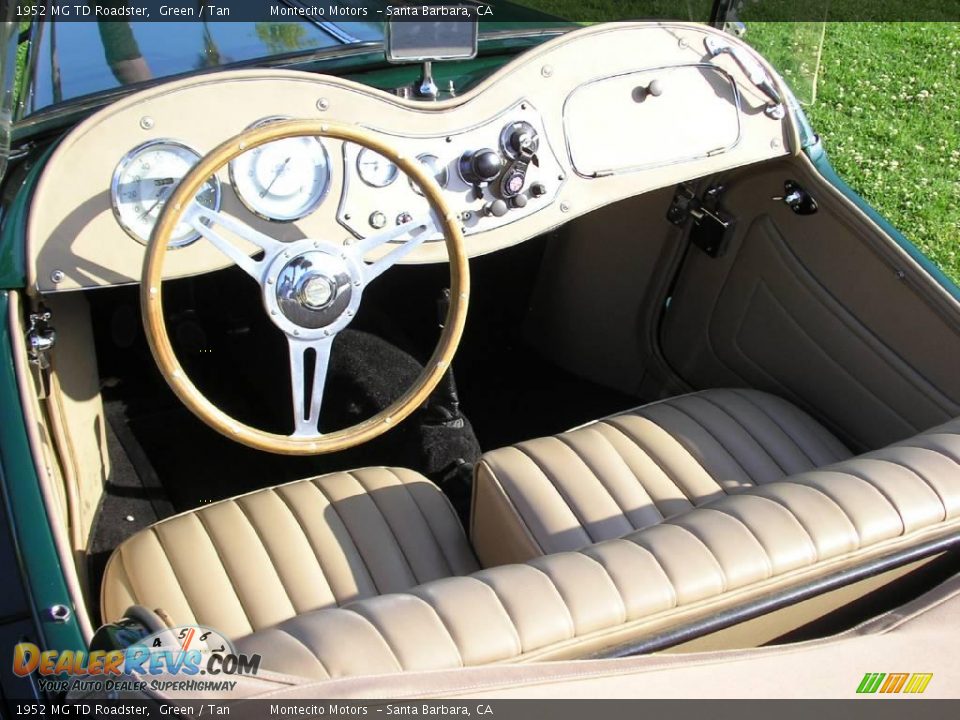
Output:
left=471, top=389, right=854, bottom=566
left=235, top=416, right=960, bottom=681
left=100, top=467, right=479, bottom=638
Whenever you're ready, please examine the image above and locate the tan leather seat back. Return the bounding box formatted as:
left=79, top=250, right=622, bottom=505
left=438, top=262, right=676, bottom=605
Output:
left=101, top=467, right=478, bottom=638
left=472, top=389, right=851, bottom=567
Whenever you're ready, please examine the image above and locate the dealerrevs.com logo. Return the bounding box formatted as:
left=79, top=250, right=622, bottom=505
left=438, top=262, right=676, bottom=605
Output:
left=12, top=625, right=260, bottom=694
left=856, top=672, right=933, bottom=695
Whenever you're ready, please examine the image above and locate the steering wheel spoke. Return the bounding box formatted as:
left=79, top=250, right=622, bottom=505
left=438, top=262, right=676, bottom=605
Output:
left=352, top=212, right=439, bottom=283
left=186, top=202, right=283, bottom=279
left=142, top=119, right=467, bottom=455
left=288, top=335, right=334, bottom=437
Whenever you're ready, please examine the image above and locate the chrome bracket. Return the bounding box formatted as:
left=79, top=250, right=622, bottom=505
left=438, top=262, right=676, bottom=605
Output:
left=704, top=36, right=785, bottom=120
left=25, top=308, right=56, bottom=398
left=26, top=309, right=56, bottom=370
left=667, top=183, right=736, bottom=258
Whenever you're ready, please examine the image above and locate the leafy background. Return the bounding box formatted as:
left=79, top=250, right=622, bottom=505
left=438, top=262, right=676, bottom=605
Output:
left=747, top=22, right=960, bottom=285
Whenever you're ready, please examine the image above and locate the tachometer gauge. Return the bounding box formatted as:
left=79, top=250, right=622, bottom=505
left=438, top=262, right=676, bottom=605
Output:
left=409, top=154, right=449, bottom=196
left=229, top=118, right=331, bottom=221
left=111, top=140, right=221, bottom=248
left=356, top=147, right=398, bottom=188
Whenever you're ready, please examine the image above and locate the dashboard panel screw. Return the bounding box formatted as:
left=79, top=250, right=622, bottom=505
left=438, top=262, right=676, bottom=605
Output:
left=560, top=202, right=570, bottom=213
left=317, top=98, right=330, bottom=111
left=50, top=270, right=65, bottom=284
left=541, top=65, right=554, bottom=78
left=139, top=116, right=154, bottom=130
left=678, top=38, right=689, bottom=49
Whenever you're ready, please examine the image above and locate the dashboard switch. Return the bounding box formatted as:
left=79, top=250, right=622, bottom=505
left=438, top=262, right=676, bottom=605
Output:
left=510, top=194, right=528, bottom=209
left=459, top=149, right=503, bottom=185
left=530, top=182, right=547, bottom=198
left=484, top=199, right=509, bottom=217
left=501, top=121, right=540, bottom=160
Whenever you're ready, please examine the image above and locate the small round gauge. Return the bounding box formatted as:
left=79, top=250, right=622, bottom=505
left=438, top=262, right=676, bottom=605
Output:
left=229, top=118, right=331, bottom=221
left=409, top=154, right=449, bottom=196
left=356, top=147, right=398, bottom=188
left=111, top=140, right=221, bottom=247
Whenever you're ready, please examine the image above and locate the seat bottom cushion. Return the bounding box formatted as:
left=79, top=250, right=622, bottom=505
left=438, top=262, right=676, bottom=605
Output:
left=471, top=388, right=852, bottom=567
left=233, top=417, right=960, bottom=681
left=100, top=467, right=478, bottom=639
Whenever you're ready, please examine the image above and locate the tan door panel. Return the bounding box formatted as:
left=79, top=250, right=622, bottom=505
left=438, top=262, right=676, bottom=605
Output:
left=661, top=155, right=960, bottom=450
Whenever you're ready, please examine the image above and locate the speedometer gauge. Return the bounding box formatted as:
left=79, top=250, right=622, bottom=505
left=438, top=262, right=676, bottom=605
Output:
left=356, top=147, right=398, bottom=188
left=111, top=140, right=221, bottom=248
left=229, top=117, right=331, bottom=221
left=410, top=154, right=449, bottom=196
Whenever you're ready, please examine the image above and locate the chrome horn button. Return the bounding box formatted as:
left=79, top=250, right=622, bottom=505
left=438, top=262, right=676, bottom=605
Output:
left=298, top=274, right=337, bottom=309
left=273, top=250, right=354, bottom=330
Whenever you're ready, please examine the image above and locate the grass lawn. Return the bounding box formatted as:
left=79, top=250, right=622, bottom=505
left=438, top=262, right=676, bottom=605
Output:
left=515, top=10, right=960, bottom=284
left=746, top=22, right=960, bottom=285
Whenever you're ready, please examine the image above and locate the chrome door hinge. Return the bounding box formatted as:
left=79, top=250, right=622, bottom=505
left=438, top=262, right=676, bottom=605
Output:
left=25, top=308, right=56, bottom=398
left=26, top=309, right=56, bottom=367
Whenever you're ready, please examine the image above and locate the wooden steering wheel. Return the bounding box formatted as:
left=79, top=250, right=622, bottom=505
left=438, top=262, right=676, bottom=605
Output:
left=141, top=119, right=469, bottom=455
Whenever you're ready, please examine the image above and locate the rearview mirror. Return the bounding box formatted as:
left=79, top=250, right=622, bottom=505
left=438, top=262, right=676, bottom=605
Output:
left=386, top=19, right=479, bottom=63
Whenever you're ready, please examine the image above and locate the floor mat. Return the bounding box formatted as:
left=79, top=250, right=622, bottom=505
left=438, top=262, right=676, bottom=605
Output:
left=87, top=406, right=176, bottom=620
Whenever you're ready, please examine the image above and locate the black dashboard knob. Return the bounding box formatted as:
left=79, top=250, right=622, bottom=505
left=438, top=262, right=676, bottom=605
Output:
left=459, top=149, right=502, bottom=184
left=530, top=182, right=547, bottom=198
left=510, top=194, right=528, bottom=209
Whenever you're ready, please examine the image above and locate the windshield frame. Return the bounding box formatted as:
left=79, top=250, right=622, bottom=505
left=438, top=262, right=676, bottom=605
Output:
left=7, top=23, right=573, bottom=146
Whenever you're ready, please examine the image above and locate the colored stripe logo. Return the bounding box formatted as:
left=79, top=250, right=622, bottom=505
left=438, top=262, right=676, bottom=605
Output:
left=857, top=672, right=933, bottom=694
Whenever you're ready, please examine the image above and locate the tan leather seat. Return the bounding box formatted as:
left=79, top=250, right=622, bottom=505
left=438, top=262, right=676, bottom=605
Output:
left=100, top=390, right=960, bottom=684
left=233, top=414, right=960, bottom=680
left=471, top=389, right=853, bottom=566
left=100, top=467, right=478, bottom=638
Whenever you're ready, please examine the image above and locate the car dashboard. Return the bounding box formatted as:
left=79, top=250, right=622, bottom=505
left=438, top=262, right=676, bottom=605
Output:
left=26, top=22, right=795, bottom=293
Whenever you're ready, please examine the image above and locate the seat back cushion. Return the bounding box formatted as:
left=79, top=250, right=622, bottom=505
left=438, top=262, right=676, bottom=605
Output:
left=235, top=417, right=960, bottom=681
left=472, top=389, right=852, bottom=567
left=100, top=467, right=478, bottom=639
